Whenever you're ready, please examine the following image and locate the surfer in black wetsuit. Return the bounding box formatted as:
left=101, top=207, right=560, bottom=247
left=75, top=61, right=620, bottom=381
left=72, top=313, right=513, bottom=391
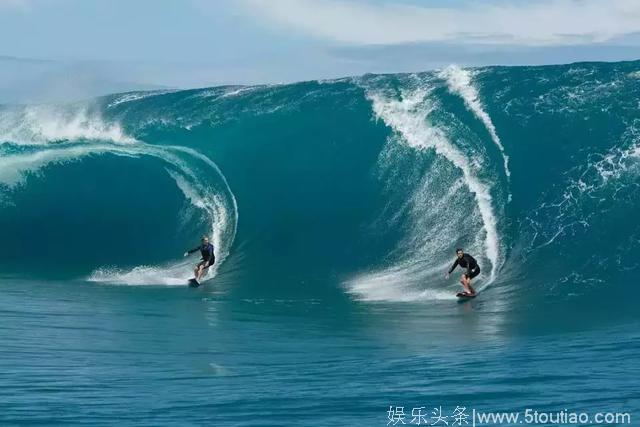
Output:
left=184, top=235, right=215, bottom=282
left=446, top=248, right=480, bottom=296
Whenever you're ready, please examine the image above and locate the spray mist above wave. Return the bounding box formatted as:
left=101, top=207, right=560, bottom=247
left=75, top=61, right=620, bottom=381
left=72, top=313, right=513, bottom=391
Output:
left=0, top=108, right=238, bottom=285
left=0, top=104, right=136, bottom=145
left=346, top=76, right=503, bottom=301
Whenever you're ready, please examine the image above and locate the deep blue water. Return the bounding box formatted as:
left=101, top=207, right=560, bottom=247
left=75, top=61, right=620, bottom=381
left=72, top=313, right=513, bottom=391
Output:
left=1, top=60, right=640, bottom=425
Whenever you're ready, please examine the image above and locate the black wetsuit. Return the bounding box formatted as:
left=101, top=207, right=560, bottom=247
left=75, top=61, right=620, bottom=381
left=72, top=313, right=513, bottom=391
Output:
left=188, top=243, right=215, bottom=267
left=448, top=253, right=480, bottom=279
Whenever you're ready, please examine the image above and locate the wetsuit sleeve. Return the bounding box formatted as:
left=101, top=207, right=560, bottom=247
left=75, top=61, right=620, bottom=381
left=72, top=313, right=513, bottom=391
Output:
left=448, top=259, right=459, bottom=274
left=205, top=245, right=215, bottom=264
left=186, top=247, right=199, bottom=255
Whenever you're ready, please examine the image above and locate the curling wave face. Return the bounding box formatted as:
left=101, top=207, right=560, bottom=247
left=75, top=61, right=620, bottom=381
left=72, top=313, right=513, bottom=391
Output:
left=0, top=104, right=237, bottom=285
left=0, top=61, right=639, bottom=307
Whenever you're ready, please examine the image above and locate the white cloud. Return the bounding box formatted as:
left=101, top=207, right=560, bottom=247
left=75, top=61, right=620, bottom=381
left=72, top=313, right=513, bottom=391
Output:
left=240, top=0, right=640, bottom=46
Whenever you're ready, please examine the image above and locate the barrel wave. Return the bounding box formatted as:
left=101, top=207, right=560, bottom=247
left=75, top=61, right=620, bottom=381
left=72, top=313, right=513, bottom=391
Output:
left=1, top=60, right=639, bottom=312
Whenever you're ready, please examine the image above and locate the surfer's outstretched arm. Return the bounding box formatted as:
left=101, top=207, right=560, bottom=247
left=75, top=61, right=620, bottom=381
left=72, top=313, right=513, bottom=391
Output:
left=184, top=247, right=200, bottom=257
left=447, top=259, right=459, bottom=275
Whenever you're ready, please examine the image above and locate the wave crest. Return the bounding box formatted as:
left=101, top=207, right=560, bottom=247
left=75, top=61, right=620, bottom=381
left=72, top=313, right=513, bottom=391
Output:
left=0, top=104, right=136, bottom=145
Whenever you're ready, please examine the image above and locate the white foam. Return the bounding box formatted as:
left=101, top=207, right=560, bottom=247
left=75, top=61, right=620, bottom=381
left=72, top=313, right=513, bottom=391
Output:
left=347, top=260, right=458, bottom=302
left=348, top=276, right=456, bottom=302
left=87, top=145, right=238, bottom=286
left=0, top=140, right=238, bottom=286
left=369, top=89, right=500, bottom=278
left=592, top=139, right=640, bottom=183
left=195, top=86, right=261, bottom=100
left=524, top=125, right=640, bottom=253
left=107, top=90, right=178, bottom=108
left=221, top=86, right=259, bottom=98
left=88, top=265, right=191, bottom=286
left=439, top=65, right=512, bottom=186
left=0, top=105, right=136, bottom=145
left=347, top=81, right=502, bottom=302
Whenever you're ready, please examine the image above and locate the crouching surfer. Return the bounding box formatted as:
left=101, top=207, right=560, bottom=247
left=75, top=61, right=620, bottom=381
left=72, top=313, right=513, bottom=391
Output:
left=445, top=248, right=480, bottom=296
left=184, top=235, right=215, bottom=284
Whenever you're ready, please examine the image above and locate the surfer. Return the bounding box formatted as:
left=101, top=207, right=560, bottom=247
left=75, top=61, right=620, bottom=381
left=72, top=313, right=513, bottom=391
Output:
left=184, top=235, right=215, bottom=283
left=446, top=248, right=480, bottom=296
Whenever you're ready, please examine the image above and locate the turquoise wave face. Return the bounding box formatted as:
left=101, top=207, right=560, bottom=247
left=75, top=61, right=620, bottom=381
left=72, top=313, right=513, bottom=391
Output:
left=1, top=61, right=639, bottom=309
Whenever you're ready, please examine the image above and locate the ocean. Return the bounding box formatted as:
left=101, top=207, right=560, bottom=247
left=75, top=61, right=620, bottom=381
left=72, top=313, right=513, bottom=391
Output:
left=1, top=61, right=639, bottom=426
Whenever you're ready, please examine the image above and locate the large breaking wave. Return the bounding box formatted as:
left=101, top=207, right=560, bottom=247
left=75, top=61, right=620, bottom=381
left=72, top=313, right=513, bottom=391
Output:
left=1, top=60, right=639, bottom=306
left=0, top=104, right=237, bottom=286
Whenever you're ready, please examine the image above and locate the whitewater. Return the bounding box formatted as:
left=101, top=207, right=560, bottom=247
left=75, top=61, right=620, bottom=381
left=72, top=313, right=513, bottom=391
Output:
left=0, top=105, right=237, bottom=286
left=1, top=60, right=640, bottom=426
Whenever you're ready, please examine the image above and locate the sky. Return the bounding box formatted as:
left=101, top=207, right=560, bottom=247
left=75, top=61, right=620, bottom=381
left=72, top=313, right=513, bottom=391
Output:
left=0, top=0, right=639, bottom=101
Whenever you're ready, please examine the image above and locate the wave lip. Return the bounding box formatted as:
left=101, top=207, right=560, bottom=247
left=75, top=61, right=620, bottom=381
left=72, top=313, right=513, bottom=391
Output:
left=1, top=99, right=237, bottom=285
left=4, top=60, right=640, bottom=302
left=0, top=105, right=136, bottom=145
left=342, top=75, right=504, bottom=302
left=106, top=90, right=178, bottom=109
left=368, top=83, right=501, bottom=279
left=0, top=139, right=237, bottom=286
left=439, top=65, right=511, bottom=184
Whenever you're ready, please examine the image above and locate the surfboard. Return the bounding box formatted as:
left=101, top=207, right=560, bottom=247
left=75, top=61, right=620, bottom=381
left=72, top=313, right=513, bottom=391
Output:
left=188, top=278, right=201, bottom=288
left=456, top=292, right=476, bottom=300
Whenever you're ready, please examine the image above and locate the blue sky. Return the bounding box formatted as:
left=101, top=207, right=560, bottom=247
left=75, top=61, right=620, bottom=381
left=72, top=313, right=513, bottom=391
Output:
left=1, top=0, right=639, bottom=100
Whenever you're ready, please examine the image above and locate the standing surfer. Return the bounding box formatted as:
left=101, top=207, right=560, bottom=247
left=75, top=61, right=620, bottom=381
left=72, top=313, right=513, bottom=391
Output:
left=446, top=248, right=480, bottom=296
left=184, top=235, right=216, bottom=283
